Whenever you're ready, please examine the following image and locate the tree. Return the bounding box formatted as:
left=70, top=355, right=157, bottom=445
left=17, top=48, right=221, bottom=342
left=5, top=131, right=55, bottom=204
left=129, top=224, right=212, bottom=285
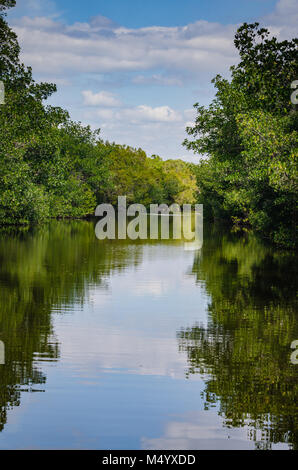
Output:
left=183, top=23, right=298, bottom=248
left=0, top=0, right=198, bottom=226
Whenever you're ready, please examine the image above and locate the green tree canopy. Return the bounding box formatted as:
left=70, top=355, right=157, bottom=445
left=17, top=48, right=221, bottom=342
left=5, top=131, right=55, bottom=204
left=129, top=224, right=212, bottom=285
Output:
left=184, top=23, right=298, bottom=248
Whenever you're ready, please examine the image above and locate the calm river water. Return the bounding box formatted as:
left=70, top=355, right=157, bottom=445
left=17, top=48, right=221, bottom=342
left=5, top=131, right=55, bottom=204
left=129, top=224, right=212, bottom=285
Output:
left=0, top=220, right=297, bottom=449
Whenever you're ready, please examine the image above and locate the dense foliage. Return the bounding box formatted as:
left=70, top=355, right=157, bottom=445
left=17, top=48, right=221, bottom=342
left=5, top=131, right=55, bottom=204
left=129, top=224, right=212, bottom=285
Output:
left=184, top=23, right=298, bottom=248
left=0, top=1, right=197, bottom=226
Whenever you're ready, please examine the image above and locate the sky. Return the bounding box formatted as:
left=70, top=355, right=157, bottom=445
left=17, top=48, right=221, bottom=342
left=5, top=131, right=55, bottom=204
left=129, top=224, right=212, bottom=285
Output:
left=7, top=0, right=298, bottom=161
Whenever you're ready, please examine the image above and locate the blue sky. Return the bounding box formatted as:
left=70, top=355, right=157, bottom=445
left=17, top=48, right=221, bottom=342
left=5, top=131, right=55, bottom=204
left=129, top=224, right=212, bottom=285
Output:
left=8, top=0, right=297, bottom=160
left=42, top=0, right=278, bottom=27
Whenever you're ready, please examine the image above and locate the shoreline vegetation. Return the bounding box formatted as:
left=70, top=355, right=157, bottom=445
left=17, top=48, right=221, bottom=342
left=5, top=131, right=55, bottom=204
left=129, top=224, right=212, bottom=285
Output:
left=0, top=1, right=297, bottom=248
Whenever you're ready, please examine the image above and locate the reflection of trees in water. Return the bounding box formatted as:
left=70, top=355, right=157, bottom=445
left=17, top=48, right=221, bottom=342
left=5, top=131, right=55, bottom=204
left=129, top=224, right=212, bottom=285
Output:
left=178, top=225, right=298, bottom=449
left=0, top=221, right=143, bottom=432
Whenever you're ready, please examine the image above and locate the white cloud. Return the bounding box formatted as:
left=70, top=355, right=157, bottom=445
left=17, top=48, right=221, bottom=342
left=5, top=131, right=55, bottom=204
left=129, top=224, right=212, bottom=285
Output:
left=264, top=0, right=298, bottom=37
left=124, top=105, right=181, bottom=123
left=82, top=90, right=121, bottom=107
left=81, top=104, right=188, bottom=158
left=84, top=103, right=181, bottom=124
left=11, top=16, right=237, bottom=77
left=268, top=0, right=298, bottom=23
left=11, top=1, right=296, bottom=80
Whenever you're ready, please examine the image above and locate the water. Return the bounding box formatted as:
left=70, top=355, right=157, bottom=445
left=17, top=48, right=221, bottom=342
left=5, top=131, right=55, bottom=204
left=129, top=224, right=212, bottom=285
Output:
left=0, top=220, right=297, bottom=449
